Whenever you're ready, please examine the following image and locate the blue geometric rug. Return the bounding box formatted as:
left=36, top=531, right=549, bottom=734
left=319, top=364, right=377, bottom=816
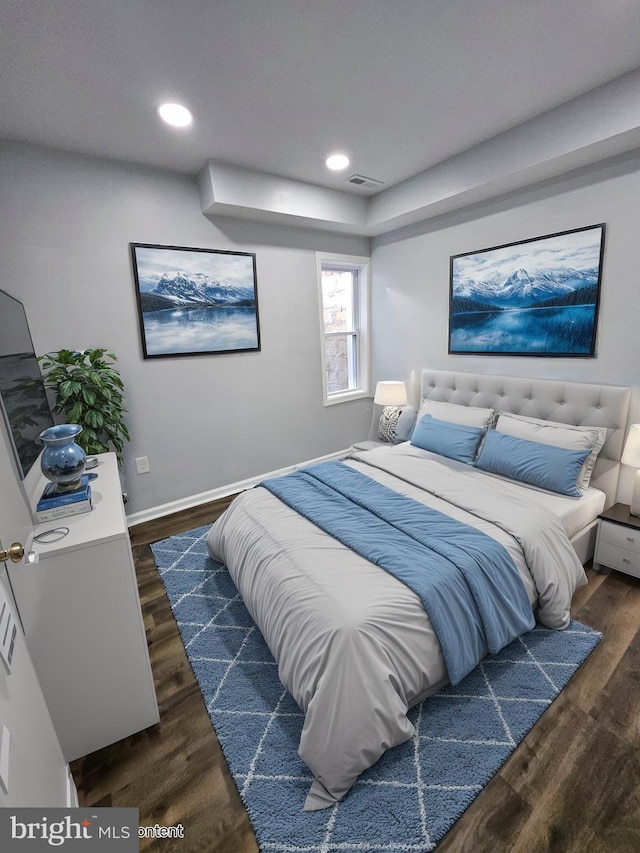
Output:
left=152, top=524, right=602, bottom=853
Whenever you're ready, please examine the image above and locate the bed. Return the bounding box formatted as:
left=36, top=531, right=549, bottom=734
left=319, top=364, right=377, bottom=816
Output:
left=206, top=369, right=631, bottom=811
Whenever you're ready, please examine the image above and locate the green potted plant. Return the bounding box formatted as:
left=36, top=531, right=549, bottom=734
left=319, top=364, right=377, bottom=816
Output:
left=38, top=348, right=130, bottom=461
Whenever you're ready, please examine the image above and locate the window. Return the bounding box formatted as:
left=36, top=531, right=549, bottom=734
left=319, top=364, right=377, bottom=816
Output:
left=316, top=252, right=370, bottom=405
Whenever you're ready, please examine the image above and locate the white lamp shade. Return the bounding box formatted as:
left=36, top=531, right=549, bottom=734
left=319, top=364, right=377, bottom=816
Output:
left=374, top=380, right=407, bottom=407
left=622, top=424, right=640, bottom=468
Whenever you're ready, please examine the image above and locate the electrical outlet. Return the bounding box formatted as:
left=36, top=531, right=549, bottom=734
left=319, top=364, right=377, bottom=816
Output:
left=135, top=456, right=150, bottom=474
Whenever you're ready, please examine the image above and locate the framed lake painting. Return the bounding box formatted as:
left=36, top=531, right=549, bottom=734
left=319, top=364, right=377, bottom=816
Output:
left=448, top=223, right=605, bottom=357
left=130, top=243, right=260, bottom=359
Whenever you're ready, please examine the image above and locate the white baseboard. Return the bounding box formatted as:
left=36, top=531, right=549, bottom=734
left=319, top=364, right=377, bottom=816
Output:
left=126, top=448, right=352, bottom=528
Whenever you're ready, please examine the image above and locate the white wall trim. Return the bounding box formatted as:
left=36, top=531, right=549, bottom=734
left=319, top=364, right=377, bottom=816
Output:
left=126, top=447, right=352, bottom=528
left=199, top=160, right=369, bottom=233
left=199, top=70, right=640, bottom=237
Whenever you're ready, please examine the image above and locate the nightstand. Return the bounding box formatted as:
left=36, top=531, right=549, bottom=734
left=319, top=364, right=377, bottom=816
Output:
left=593, top=503, right=640, bottom=578
left=351, top=440, right=388, bottom=451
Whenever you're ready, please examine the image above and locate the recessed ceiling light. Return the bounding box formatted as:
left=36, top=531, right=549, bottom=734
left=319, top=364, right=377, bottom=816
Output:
left=326, top=153, right=350, bottom=171
left=157, top=102, right=193, bottom=128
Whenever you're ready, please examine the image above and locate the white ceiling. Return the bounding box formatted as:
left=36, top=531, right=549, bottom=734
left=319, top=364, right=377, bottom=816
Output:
left=2, top=0, right=640, bottom=194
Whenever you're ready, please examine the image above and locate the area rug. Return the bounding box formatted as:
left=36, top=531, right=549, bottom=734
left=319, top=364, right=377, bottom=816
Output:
left=151, top=525, right=602, bottom=853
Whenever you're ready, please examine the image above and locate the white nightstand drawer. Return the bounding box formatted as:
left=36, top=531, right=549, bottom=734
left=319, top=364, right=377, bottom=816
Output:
left=595, top=542, right=640, bottom=578
left=598, top=520, right=640, bottom=554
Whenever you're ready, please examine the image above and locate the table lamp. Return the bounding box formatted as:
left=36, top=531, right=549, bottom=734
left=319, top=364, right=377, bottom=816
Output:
left=374, top=380, right=408, bottom=442
left=621, top=423, right=640, bottom=516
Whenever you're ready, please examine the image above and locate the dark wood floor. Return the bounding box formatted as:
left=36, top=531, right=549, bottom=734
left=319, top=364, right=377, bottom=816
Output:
left=70, top=498, right=640, bottom=852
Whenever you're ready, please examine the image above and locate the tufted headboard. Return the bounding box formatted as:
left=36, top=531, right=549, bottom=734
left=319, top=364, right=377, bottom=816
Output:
left=420, top=369, right=631, bottom=510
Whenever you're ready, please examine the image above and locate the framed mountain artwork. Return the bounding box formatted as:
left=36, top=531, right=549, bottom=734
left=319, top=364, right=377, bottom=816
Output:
left=448, top=224, right=605, bottom=357
left=130, top=243, right=260, bottom=358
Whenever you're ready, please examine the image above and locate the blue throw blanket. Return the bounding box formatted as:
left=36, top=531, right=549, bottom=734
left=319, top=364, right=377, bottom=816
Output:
left=261, top=461, right=535, bottom=685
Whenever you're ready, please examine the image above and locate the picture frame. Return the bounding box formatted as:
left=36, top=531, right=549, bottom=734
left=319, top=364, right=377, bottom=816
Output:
left=130, top=243, right=260, bottom=359
left=448, top=223, right=605, bottom=357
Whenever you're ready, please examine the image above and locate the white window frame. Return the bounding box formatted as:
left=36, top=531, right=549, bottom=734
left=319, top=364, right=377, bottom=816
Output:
left=316, top=252, right=370, bottom=406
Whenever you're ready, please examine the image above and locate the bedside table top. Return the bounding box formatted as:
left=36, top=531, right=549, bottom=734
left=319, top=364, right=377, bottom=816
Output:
left=352, top=440, right=388, bottom=451
left=599, top=502, right=640, bottom=530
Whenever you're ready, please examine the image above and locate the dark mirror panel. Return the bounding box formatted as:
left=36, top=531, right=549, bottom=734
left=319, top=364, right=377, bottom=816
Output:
left=0, top=288, right=54, bottom=479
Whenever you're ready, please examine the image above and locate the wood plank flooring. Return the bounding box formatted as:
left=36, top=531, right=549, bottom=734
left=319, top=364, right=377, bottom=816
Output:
left=70, top=498, right=640, bottom=852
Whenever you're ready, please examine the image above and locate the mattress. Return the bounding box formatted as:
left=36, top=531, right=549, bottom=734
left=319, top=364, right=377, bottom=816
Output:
left=432, top=452, right=606, bottom=541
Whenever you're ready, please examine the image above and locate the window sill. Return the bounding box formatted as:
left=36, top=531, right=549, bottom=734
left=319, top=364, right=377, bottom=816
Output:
left=324, top=389, right=370, bottom=407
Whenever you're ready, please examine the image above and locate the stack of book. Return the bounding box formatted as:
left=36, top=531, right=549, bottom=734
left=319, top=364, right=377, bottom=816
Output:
left=36, top=475, right=93, bottom=522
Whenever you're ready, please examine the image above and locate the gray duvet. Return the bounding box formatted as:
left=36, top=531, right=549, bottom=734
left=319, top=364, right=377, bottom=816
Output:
left=206, top=443, right=588, bottom=810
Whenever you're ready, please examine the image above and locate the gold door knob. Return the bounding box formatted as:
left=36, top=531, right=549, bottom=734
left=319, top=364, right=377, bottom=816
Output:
left=0, top=543, right=25, bottom=563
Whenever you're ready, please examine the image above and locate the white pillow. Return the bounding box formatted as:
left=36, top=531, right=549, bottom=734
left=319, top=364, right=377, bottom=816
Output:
left=417, top=399, right=495, bottom=431
left=394, top=405, right=417, bottom=442
left=377, top=405, right=416, bottom=443
left=494, top=413, right=606, bottom=489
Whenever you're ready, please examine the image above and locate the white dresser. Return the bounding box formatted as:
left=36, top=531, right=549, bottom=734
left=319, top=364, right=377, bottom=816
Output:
left=8, top=453, right=159, bottom=761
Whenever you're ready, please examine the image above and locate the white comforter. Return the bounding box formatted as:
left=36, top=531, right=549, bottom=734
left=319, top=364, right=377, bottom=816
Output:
left=206, top=444, right=588, bottom=810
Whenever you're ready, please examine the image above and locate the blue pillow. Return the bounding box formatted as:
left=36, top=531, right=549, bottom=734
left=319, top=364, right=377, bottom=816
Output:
left=475, top=430, right=590, bottom=497
left=410, top=414, right=484, bottom=464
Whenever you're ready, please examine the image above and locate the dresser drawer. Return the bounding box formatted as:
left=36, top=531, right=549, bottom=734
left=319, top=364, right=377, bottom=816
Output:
left=595, top=541, right=640, bottom=578
left=598, top=520, right=640, bottom=554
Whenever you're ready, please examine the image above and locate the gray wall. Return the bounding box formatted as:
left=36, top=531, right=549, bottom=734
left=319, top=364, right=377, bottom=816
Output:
left=371, top=153, right=640, bottom=399
left=3, top=140, right=640, bottom=518
left=0, top=142, right=370, bottom=515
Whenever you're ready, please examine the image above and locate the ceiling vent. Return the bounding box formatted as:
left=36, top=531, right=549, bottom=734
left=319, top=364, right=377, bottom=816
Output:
left=343, top=174, right=385, bottom=191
